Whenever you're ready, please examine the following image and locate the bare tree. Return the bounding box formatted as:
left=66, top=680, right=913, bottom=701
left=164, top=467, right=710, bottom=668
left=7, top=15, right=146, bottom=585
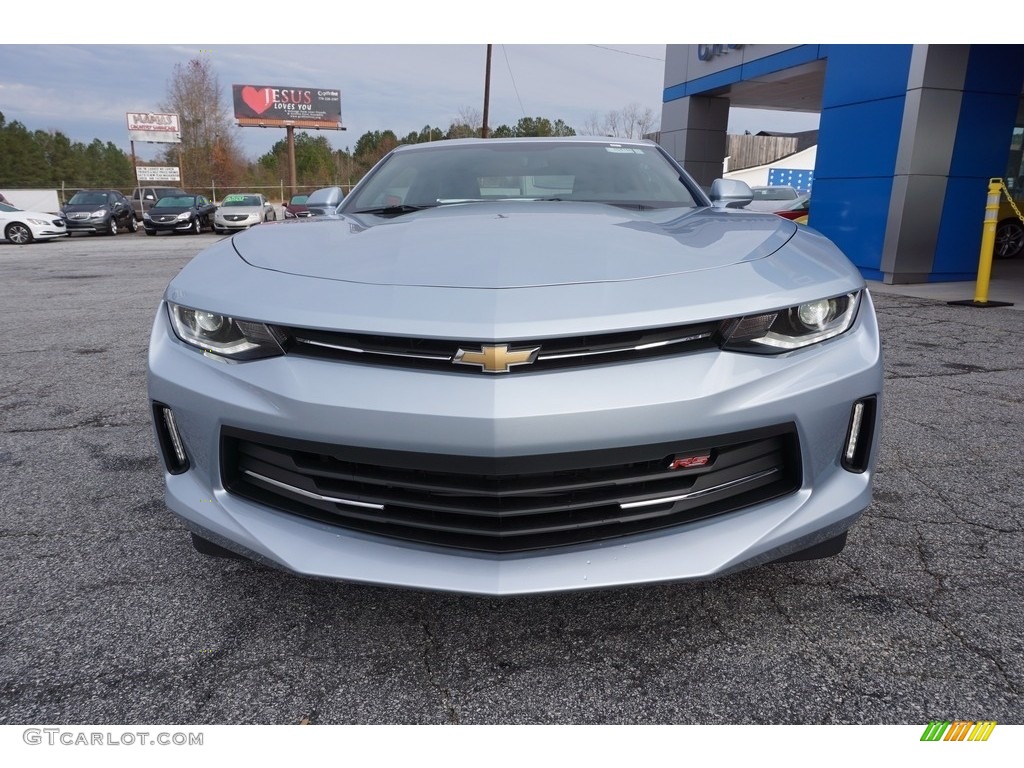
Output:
left=581, top=104, right=659, bottom=139
left=160, top=58, right=244, bottom=190
left=447, top=107, right=483, bottom=139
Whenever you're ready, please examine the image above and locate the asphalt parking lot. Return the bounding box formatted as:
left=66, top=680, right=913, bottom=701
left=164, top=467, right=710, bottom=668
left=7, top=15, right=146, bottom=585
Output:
left=1, top=229, right=1022, bottom=725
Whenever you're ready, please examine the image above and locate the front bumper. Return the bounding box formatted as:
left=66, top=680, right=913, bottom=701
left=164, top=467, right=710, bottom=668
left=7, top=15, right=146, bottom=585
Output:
left=148, top=294, right=883, bottom=595
left=215, top=217, right=260, bottom=231
left=64, top=217, right=108, bottom=233
left=31, top=224, right=68, bottom=240
left=145, top=217, right=195, bottom=233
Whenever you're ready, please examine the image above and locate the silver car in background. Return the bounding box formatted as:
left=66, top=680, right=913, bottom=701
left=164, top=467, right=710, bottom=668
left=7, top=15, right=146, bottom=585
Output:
left=148, top=137, right=882, bottom=595
left=213, top=193, right=276, bottom=234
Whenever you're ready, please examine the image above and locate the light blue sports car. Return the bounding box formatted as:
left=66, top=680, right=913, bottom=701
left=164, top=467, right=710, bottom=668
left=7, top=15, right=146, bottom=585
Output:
left=148, top=137, right=882, bottom=595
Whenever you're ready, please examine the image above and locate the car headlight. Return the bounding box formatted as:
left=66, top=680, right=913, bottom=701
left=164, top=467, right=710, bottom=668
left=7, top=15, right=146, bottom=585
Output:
left=167, top=303, right=285, bottom=360
left=720, top=291, right=861, bottom=353
left=89, top=209, right=108, bottom=218
left=26, top=218, right=50, bottom=226
left=176, top=212, right=192, bottom=221
left=143, top=212, right=152, bottom=220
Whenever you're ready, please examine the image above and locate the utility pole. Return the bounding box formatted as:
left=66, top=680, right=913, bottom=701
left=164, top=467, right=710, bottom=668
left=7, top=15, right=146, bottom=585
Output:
left=482, top=44, right=492, bottom=139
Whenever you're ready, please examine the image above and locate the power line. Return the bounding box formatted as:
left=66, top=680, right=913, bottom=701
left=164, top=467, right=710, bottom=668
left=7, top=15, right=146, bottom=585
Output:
left=502, top=45, right=528, bottom=119
left=588, top=45, right=664, bottom=62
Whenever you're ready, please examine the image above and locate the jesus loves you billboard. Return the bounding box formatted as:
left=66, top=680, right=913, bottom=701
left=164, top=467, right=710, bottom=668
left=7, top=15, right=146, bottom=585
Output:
left=232, top=85, right=342, bottom=129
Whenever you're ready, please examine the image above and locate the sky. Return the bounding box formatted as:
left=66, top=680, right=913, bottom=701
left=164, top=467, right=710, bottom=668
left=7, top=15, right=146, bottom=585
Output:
left=0, top=42, right=823, bottom=165
left=0, top=9, right=995, bottom=166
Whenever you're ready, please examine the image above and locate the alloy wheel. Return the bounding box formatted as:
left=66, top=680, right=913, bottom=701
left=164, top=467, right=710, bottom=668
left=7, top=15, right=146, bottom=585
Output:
left=5, top=222, right=32, bottom=244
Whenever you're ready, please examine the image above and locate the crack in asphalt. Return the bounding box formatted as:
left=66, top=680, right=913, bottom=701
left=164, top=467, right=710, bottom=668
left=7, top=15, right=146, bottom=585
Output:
left=885, top=366, right=1024, bottom=380
left=4, top=419, right=148, bottom=434
left=420, top=620, right=459, bottom=724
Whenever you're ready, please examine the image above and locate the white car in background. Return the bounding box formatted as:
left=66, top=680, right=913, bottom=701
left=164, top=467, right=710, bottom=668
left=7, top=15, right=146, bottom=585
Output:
left=213, top=193, right=276, bottom=234
left=0, top=202, right=68, bottom=244
left=747, top=185, right=809, bottom=213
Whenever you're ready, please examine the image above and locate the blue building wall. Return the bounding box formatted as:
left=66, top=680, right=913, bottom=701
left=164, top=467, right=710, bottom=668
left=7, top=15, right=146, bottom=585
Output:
left=662, top=44, right=1024, bottom=284
left=811, top=45, right=914, bottom=281
left=933, top=46, right=1024, bottom=280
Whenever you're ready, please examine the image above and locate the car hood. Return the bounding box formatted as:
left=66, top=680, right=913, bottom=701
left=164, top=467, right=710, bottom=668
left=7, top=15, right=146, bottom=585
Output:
left=150, top=206, right=196, bottom=215
left=5, top=209, right=62, bottom=220
left=232, top=202, right=796, bottom=288
left=64, top=203, right=110, bottom=212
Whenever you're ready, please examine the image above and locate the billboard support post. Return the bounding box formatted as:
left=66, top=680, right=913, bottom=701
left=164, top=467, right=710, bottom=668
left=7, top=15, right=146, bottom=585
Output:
left=232, top=84, right=344, bottom=201
left=287, top=126, right=297, bottom=198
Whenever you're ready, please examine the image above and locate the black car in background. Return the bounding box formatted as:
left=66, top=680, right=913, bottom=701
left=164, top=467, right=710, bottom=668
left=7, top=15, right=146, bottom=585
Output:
left=143, top=194, right=217, bottom=235
left=132, top=186, right=188, bottom=221
left=62, top=189, right=137, bottom=235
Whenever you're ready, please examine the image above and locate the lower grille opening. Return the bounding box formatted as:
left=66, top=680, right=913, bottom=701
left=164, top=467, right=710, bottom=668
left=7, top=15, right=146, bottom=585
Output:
left=221, top=424, right=801, bottom=553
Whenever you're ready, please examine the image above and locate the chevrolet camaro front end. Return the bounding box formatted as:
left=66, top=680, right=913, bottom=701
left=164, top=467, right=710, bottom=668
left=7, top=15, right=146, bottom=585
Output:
left=148, top=137, right=882, bottom=595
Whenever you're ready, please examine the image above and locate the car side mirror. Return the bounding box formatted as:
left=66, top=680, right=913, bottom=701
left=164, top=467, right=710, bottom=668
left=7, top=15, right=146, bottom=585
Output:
left=709, top=179, right=753, bottom=209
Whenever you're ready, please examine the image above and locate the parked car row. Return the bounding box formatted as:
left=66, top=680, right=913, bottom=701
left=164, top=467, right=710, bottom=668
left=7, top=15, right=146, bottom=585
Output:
left=1, top=189, right=284, bottom=243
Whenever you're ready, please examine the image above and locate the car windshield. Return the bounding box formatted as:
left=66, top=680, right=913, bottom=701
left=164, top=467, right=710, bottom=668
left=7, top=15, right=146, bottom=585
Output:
left=222, top=195, right=261, bottom=207
left=0, top=203, right=17, bottom=212
left=154, top=196, right=195, bottom=208
left=68, top=192, right=110, bottom=205
left=343, top=140, right=702, bottom=213
left=289, top=195, right=308, bottom=205
left=752, top=187, right=798, bottom=201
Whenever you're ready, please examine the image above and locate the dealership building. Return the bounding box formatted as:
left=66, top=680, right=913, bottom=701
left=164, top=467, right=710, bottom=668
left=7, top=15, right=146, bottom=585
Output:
left=659, top=45, right=1024, bottom=284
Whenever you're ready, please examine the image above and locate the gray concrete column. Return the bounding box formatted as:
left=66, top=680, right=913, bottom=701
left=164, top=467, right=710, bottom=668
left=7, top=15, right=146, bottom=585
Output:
left=659, top=95, right=730, bottom=189
left=881, top=45, right=969, bottom=283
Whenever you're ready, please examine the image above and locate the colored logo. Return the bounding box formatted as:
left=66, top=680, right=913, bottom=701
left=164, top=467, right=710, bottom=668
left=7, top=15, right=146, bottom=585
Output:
left=454, top=343, right=541, bottom=373
left=920, top=720, right=996, bottom=742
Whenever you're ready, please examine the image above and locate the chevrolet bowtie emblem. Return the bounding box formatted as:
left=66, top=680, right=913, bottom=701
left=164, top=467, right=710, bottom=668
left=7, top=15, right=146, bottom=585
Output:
left=453, top=343, right=541, bottom=373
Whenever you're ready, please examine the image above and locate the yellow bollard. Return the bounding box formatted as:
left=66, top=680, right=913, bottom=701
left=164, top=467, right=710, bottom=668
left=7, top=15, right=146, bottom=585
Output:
left=950, top=178, right=1014, bottom=308
left=973, top=179, right=1002, bottom=303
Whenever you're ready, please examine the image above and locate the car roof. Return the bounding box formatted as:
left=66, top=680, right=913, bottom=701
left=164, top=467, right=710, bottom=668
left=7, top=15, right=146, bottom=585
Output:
left=390, top=136, right=660, bottom=154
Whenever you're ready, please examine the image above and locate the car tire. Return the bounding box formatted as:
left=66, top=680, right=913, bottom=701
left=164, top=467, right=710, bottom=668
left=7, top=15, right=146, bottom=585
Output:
left=190, top=533, right=249, bottom=561
left=191, top=217, right=201, bottom=235
left=772, top=531, right=848, bottom=563
left=994, top=219, right=1024, bottom=259
left=145, top=229, right=155, bottom=236
left=5, top=222, right=33, bottom=244
left=128, top=215, right=138, bottom=233
left=108, top=216, right=118, bottom=236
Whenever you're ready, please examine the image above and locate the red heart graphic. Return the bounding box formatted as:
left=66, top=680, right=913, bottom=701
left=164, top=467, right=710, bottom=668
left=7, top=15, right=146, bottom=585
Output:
left=241, top=86, right=273, bottom=115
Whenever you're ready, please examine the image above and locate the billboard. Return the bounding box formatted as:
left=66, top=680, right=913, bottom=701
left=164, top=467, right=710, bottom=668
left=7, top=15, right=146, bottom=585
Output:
left=127, top=112, right=181, bottom=143
left=232, top=85, right=342, bottom=129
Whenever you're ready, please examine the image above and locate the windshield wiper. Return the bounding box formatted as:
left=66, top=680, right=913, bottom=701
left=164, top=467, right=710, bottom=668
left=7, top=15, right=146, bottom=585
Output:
left=352, top=203, right=437, bottom=216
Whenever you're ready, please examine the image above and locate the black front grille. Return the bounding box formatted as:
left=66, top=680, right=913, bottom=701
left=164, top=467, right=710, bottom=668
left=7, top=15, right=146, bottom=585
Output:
left=222, top=424, right=801, bottom=553
left=272, top=321, right=723, bottom=374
